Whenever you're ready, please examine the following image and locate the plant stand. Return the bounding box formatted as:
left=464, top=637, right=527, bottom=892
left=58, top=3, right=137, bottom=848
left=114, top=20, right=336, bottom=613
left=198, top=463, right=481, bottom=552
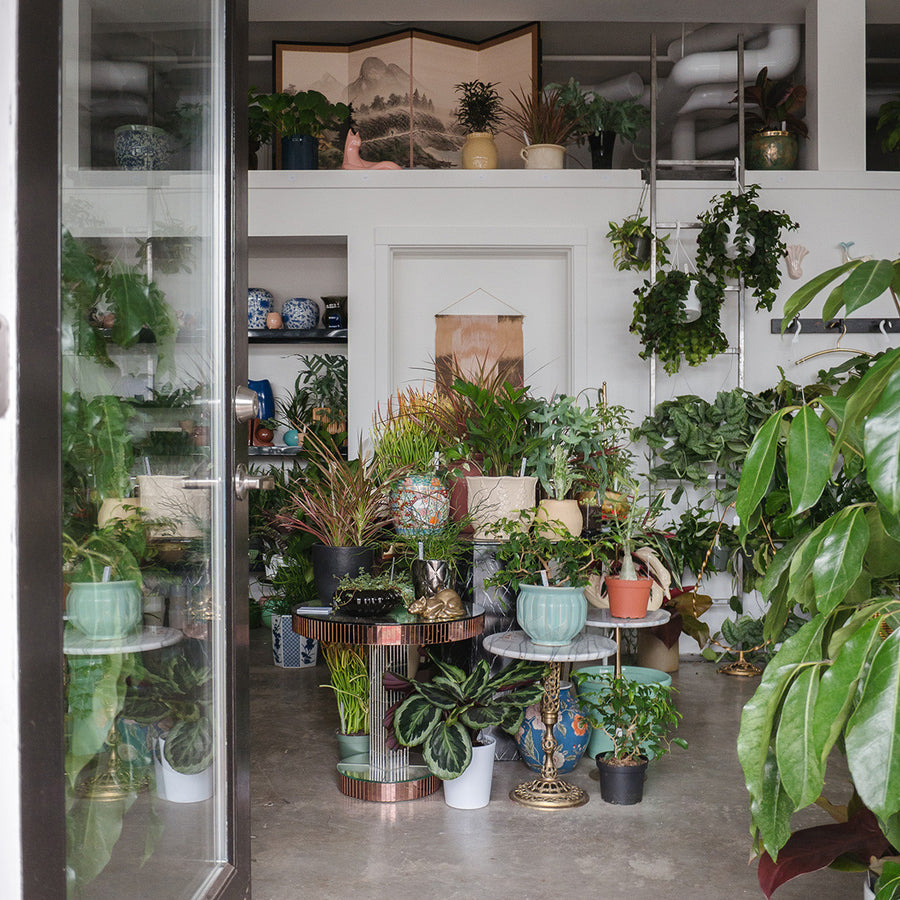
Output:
left=482, top=631, right=615, bottom=809
left=585, top=607, right=670, bottom=677
left=294, top=607, right=485, bottom=802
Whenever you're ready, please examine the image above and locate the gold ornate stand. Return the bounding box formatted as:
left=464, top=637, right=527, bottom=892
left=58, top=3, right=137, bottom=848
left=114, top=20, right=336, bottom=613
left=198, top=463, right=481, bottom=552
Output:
left=509, top=661, right=588, bottom=809
left=77, top=722, right=148, bottom=800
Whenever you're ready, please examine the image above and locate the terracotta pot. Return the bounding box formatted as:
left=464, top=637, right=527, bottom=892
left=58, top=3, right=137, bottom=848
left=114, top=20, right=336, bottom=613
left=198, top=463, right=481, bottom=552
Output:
left=535, top=498, right=583, bottom=538
left=605, top=576, right=652, bottom=619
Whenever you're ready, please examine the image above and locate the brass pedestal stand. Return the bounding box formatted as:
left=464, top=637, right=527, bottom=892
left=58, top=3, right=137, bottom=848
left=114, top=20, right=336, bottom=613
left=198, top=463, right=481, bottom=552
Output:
left=509, top=662, right=588, bottom=809
left=77, top=721, right=148, bottom=800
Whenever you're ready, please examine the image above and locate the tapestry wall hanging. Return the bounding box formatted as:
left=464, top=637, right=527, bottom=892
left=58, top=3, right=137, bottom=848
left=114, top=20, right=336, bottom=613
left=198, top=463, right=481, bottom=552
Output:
left=434, top=313, right=525, bottom=392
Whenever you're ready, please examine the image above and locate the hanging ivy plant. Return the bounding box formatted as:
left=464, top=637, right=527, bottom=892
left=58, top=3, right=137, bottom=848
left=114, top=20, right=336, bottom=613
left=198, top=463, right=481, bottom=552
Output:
left=631, top=269, right=728, bottom=374
left=695, top=184, right=798, bottom=312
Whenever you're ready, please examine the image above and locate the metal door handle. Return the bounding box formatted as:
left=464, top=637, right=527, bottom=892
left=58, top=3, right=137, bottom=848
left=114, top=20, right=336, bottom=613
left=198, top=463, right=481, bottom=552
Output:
left=234, top=463, right=275, bottom=501
left=182, top=477, right=217, bottom=490
left=234, top=385, right=259, bottom=423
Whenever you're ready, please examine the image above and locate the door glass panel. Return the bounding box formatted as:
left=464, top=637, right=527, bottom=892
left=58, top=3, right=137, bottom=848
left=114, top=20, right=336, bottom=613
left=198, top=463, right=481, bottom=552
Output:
left=60, top=1, right=228, bottom=896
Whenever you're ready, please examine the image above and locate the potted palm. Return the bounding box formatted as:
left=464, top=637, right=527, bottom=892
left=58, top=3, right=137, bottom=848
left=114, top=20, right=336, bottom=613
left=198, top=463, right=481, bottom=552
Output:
left=249, top=87, right=350, bottom=170
left=736, top=66, right=808, bottom=170
left=276, top=432, right=398, bottom=605
left=385, top=653, right=545, bottom=807
left=572, top=670, right=686, bottom=804
left=550, top=78, right=650, bottom=168
left=504, top=84, right=584, bottom=169
left=453, top=80, right=505, bottom=169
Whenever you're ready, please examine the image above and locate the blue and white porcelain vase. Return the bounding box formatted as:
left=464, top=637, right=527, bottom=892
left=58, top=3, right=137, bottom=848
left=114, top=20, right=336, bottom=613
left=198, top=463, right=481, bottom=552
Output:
left=281, top=297, right=319, bottom=330
left=247, top=288, right=273, bottom=328
left=114, top=124, right=172, bottom=170
left=516, top=681, right=589, bottom=774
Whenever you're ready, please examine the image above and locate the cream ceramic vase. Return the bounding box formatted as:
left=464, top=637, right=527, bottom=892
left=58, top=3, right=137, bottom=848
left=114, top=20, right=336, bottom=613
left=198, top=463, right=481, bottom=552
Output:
left=461, top=132, right=498, bottom=169
left=535, top=498, right=584, bottom=538
left=465, top=475, right=537, bottom=540
left=520, top=143, right=565, bottom=169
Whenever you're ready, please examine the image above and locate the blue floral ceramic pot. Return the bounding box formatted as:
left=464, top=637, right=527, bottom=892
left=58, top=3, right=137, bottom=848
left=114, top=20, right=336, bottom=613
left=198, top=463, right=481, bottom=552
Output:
left=516, top=583, right=587, bottom=646
left=247, top=288, right=273, bottom=328
left=282, top=297, right=319, bottom=330
left=114, top=124, right=172, bottom=170
left=516, top=681, right=589, bottom=774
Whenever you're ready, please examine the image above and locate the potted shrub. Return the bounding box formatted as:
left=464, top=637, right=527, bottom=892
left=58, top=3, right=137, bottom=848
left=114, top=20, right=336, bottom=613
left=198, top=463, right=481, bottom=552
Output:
left=449, top=373, right=541, bottom=539
left=550, top=77, right=650, bottom=168
left=387, top=515, right=471, bottom=603
left=248, top=87, right=350, bottom=170
left=276, top=432, right=399, bottom=604
left=453, top=80, right=504, bottom=169
left=503, top=84, right=584, bottom=169
left=373, top=386, right=450, bottom=536
left=487, top=513, right=610, bottom=646
left=631, top=269, right=727, bottom=374
left=734, top=252, right=900, bottom=897
left=736, top=66, right=808, bottom=170
left=124, top=654, right=214, bottom=803
left=572, top=670, right=686, bottom=804
left=321, top=643, right=370, bottom=760
left=385, top=653, right=545, bottom=807
left=695, top=184, right=798, bottom=312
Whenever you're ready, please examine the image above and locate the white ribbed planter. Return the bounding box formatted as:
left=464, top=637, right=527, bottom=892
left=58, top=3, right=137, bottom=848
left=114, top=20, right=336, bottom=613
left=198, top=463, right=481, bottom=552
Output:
left=466, top=476, right=536, bottom=540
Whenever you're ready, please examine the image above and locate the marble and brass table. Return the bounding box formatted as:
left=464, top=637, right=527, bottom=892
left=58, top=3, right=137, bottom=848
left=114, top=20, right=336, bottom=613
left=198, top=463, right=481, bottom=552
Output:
left=584, top=608, right=671, bottom=676
left=482, top=630, right=615, bottom=809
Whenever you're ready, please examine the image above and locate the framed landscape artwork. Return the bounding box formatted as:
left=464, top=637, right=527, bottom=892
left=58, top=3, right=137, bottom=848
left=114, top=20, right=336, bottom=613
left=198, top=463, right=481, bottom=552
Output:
left=274, top=24, right=540, bottom=169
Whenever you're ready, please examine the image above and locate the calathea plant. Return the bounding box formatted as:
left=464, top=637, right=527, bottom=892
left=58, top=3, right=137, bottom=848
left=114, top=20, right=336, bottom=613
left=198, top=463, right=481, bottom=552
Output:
left=385, top=654, right=546, bottom=779
left=734, top=253, right=900, bottom=897
left=631, top=269, right=727, bottom=374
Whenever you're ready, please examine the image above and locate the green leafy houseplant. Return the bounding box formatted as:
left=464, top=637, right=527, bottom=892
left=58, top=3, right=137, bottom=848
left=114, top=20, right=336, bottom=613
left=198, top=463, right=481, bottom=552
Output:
left=453, top=80, right=504, bottom=134
left=606, top=215, right=669, bottom=272
left=248, top=88, right=350, bottom=138
left=332, top=568, right=414, bottom=616
left=321, top=643, right=369, bottom=736
left=572, top=670, right=686, bottom=763
left=733, top=253, right=900, bottom=896
left=696, top=185, right=799, bottom=312
left=550, top=78, right=650, bottom=143
left=738, top=67, right=809, bottom=138
left=63, top=516, right=148, bottom=587
left=385, top=654, right=546, bottom=779
left=877, top=95, right=900, bottom=154
left=631, top=269, right=727, bottom=374
left=503, top=84, right=584, bottom=147
left=372, top=386, right=447, bottom=476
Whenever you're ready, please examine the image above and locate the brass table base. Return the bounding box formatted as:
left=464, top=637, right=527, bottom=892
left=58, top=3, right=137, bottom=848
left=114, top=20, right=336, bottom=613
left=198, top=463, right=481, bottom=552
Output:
left=76, top=724, right=148, bottom=800
left=509, top=660, right=589, bottom=810
left=718, top=654, right=763, bottom=677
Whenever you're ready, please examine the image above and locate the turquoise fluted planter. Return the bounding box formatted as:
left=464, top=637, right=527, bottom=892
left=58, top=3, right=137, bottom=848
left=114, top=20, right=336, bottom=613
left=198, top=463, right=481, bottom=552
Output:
left=516, top=583, right=587, bottom=646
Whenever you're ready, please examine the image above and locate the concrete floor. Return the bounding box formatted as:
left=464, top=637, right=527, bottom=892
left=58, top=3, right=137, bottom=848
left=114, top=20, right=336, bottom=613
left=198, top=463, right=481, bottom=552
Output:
left=249, top=628, right=859, bottom=900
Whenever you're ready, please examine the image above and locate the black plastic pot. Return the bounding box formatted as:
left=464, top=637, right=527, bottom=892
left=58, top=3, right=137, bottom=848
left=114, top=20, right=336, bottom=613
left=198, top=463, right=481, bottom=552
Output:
left=281, top=134, right=318, bottom=170
left=628, top=234, right=652, bottom=263
left=595, top=755, right=648, bottom=804
left=310, top=544, right=374, bottom=605
left=588, top=131, right=616, bottom=169
left=333, top=588, right=401, bottom=618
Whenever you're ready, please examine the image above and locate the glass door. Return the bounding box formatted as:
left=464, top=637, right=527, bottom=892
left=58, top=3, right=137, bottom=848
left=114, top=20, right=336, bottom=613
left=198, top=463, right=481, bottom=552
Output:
left=59, top=0, right=248, bottom=896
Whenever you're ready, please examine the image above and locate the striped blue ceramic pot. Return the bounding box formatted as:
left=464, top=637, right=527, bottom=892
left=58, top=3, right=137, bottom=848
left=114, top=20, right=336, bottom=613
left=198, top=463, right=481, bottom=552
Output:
left=515, top=583, right=587, bottom=646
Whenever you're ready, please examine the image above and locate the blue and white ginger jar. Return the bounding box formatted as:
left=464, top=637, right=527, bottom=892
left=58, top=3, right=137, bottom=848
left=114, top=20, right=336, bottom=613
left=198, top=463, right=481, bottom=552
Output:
left=247, top=288, right=273, bottom=328
left=281, top=297, right=319, bottom=330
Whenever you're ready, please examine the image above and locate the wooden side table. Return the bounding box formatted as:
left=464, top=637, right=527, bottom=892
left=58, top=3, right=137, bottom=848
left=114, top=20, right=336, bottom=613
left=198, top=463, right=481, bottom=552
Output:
left=483, top=630, right=615, bottom=809
left=294, top=607, right=484, bottom=802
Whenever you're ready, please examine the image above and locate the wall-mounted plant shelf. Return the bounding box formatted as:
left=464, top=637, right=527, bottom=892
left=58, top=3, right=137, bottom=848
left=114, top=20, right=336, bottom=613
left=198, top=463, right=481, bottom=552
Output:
left=771, top=317, right=900, bottom=334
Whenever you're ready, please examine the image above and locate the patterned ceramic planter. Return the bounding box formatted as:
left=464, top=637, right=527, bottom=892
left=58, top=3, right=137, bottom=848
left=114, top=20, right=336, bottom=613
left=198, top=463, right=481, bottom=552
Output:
left=516, top=681, right=588, bottom=774
left=281, top=296, right=319, bottom=329
left=390, top=473, right=450, bottom=536
left=247, top=288, right=273, bottom=328
left=114, top=124, right=172, bottom=170
left=516, top=583, right=587, bottom=646
left=271, top=614, right=318, bottom=668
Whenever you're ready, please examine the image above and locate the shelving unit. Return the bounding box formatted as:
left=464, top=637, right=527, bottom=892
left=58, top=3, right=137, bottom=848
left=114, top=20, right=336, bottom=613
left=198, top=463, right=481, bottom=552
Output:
left=248, top=328, right=347, bottom=344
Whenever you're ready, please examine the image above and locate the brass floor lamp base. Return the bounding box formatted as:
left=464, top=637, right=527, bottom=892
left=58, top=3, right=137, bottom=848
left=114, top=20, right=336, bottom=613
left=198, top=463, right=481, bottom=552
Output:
left=76, top=723, right=148, bottom=800
left=510, top=778, right=589, bottom=809
left=717, top=652, right=762, bottom=677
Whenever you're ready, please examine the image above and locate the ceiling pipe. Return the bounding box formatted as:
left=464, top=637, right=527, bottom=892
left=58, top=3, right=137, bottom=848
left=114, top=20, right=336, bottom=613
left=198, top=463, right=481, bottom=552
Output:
left=585, top=72, right=644, bottom=102
left=666, top=23, right=767, bottom=62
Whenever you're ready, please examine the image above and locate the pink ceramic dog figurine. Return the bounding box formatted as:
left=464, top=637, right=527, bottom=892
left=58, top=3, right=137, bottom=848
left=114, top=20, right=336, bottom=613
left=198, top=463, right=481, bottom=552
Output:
left=341, top=129, right=401, bottom=170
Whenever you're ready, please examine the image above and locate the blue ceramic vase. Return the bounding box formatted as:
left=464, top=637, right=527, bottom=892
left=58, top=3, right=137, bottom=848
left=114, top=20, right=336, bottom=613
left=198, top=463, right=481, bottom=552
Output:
left=282, top=297, right=319, bottom=330
left=248, top=288, right=273, bottom=328
left=516, top=681, right=589, bottom=774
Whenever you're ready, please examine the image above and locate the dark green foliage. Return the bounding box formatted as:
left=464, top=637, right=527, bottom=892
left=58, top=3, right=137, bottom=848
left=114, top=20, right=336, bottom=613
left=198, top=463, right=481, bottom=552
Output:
left=453, top=80, right=504, bottom=134
left=877, top=95, right=900, bottom=154
left=738, top=67, right=808, bottom=138
left=248, top=88, right=350, bottom=138
left=551, top=77, right=650, bottom=141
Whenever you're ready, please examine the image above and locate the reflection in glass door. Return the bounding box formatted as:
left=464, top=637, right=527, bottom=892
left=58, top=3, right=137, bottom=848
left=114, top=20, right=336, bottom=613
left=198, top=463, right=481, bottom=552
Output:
left=60, top=1, right=245, bottom=896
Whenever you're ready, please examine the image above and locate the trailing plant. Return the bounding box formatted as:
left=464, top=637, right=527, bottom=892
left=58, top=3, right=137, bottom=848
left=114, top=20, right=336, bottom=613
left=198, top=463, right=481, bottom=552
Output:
left=61, top=229, right=177, bottom=374
left=572, top=671, right=686, bottom=763
left=631, top=269, right=727, bottom=374
left=385, top=654, right=546, bottom=779
left=453, top=80, right=504, bottom=134
left=485, top=512, right=610, bottom=594
left=321, top=643, right=370, bottom=735
left=877, top=94, right=900, bottom=155
left=733, top=253, right=900, bottom=895
left=276, top=431, right=398, bottom=547
left=606, top=215, right=669, bottom=272
left=248, top=88, right=350, bottom=138
left=695, top=184, right=798, bottom=312
left=736, top=67, right=808, bottom=138
left=550, top=77, right=650, bottom=142
left=503, top=84, right=584, bottom=147
left=62, top=516, right=148, bottom=586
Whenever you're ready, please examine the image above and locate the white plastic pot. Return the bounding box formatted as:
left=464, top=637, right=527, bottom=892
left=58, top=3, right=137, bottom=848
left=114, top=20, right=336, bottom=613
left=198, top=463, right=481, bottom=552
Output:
left=442, top=738, right=495, bottom=809
left=154, top=736, right=213, bottom=803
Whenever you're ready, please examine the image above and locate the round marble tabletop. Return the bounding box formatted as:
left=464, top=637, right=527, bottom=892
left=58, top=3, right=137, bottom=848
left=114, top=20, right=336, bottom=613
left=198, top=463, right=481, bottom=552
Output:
left=483, top=630, right=616, bottom=663
left=64, top=625, right=183, bottom=656
left=585, top=608, right=671, bottom=630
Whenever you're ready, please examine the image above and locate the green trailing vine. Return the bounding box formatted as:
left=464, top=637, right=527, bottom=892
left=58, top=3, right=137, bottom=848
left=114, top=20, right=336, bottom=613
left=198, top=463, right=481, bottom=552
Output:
left=695, top=184, right=798, bottom=312
left=631, top=269, right=727, bottom=374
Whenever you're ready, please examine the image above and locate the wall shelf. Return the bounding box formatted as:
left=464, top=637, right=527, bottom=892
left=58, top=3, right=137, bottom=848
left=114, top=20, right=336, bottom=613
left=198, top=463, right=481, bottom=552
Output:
left=248, top=328, right=347, bottom=343
left=770, top=317, right=900, bottom=334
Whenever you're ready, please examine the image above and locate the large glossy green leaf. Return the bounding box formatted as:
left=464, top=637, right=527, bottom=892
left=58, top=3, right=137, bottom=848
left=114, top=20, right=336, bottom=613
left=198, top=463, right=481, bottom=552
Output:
left=786, top=407, right=833, bottom=515
left=864, top=367, right=900, bottom=516
left=753, top=745, right=796, bottom=858
left=423, top=720, right=472, bottom=780
left=788, top=526, right=827, bottom=609
left=782, top=262, right=857, bottom=325
left=846, top=628, right=900, bottom=821
left=775, top=665, right=824, bottom=807
left=738, top=617, right=828, bottom=852
left=842, top=259, right=896, bottom=315
left=736, top=410, right=789, bottom=535
left=812, top=616, right=883, bottom=770
left=415, top=679, right=463, bottom=708
left=393, top=694, right=443, bottom=747
left=875, top=860, right=900, bottom=900
left=760, top=537, right=803, bottom=601
left=822, top=282, right=846, bottom=320
left=866, top=507, right=900, bottom=578
left=811, top=508, right=869, bottom=616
